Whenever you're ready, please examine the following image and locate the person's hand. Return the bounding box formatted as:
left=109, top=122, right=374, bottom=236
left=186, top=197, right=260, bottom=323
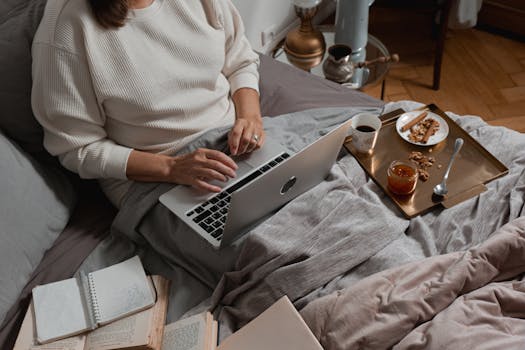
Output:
left=167, top=148, right=237, bottom=192
left=228, top=116, right=265, bottom=156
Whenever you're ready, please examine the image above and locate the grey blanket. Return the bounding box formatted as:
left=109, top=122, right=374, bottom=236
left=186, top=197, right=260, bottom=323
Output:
left=112, top=106, right=380, bottom=287
left=112, top=101, right=525, bottom=339
left=209, top=101, right=525, bottom=336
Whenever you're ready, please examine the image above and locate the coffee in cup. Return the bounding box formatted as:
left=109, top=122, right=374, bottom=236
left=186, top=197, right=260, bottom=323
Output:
left=350, top=113, right=382, bottom=154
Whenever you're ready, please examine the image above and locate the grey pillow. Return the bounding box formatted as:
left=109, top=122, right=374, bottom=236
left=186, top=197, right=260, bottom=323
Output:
left=0, top=0, right=47, bottom=155
left=0, top=132, right=76, bottom=323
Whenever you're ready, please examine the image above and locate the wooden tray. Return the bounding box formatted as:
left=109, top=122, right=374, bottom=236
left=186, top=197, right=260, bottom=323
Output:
left=344, top=104, right=509, bottom=218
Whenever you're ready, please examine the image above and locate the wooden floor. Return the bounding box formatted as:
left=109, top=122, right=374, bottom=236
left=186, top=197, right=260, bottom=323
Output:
left=361, top=9, right=525, bottom=132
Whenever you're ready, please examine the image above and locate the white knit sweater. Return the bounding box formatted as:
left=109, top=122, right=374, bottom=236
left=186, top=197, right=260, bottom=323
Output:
left=31, top=0, right=259, bottom=189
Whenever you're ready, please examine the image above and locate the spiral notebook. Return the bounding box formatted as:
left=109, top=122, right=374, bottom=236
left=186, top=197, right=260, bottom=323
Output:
left=32, top=256, right=156, bottom=344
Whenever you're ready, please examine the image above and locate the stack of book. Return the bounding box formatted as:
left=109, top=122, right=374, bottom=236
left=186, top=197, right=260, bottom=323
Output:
left=14, top=256, right=323, bottom=350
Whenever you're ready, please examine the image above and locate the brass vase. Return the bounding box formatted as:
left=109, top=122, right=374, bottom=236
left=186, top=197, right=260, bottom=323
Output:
left=284, top=5, right=326, bottom=71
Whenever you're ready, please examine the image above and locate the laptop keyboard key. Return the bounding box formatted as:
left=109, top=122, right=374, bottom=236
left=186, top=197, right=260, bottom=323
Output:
left=195, top=207, right=204, bottom=214
left=193, top=210, right=211, bottom=223
left=204, top=217, right=214, bottom=225
left=212, top=213, right=221, bottom=219
left=211, top=229, right=223, bottom=238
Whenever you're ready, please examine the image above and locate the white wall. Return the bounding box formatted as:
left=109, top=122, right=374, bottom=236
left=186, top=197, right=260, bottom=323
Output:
left=231, top=0, right=335, bottom=54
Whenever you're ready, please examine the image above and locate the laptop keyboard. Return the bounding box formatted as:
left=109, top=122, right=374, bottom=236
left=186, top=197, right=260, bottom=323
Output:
left=186, top=152, right=290, bottom=241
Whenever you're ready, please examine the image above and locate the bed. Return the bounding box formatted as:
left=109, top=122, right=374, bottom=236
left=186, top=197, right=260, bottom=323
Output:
left=1, top=1, right=525, bottom=349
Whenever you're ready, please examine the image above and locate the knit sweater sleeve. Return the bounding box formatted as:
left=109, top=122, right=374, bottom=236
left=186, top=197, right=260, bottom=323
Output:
left=220, top=0, right=260, bottom=95
left=31, top=43, right=132, bottom=180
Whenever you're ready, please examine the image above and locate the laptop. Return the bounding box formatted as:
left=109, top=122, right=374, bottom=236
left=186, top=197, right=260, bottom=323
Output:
left=159, top=119, right=352, bottom=249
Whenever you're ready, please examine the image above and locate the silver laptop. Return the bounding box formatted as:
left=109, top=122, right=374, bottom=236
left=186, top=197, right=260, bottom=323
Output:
left=159, top=119, right=352, bottom=249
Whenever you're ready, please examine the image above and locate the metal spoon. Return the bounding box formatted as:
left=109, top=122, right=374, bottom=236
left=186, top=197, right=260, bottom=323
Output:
left=433, top=138, right=464, bottom=197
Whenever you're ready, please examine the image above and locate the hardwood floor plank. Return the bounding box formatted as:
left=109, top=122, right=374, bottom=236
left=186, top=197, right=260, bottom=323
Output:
left=365, top=8, right=525, bottom=132
left=487, top=116, right=525, bottom=133
left=489, top=101, right=525, bottom=119
left=511, top=72, right=525, bottom=85
left=501, top=86, right=525, bottom=103
left=472, top=30, right=525, bottom=74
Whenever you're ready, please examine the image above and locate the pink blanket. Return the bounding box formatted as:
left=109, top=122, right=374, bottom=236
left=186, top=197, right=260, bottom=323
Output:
left=301, top=217, right=525, bottom=349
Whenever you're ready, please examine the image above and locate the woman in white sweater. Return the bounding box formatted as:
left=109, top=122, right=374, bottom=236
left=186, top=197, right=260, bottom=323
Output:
left=32, top=0, right=263, bottom=207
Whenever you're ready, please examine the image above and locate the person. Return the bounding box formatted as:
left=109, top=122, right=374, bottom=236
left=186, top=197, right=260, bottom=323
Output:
left=31, top=0, right=264, bottom=208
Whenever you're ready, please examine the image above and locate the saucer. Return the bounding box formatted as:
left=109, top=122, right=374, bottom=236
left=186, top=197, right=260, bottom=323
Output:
left=396, top=110, right=449, bottom=146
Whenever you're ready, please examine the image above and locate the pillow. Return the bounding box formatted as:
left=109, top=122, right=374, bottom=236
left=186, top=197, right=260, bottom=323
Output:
left=0, top=0, right=47, bottom=155
left=0, top=132, right=76, bottom=323
left=258, top=53, right=383, bottom=117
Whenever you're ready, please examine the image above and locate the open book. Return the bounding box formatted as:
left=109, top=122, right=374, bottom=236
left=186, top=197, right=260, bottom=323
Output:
left=14, top=275, right=170, bottom=350
left=161, top=296, right=323, bottom=350
left=32, top=256, right=156, bottom=344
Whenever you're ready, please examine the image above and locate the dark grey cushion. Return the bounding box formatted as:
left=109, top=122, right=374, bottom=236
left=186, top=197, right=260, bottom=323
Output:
left=0, top=132, right=76, bottom=323
left=0, top=0, right=47, bottom=155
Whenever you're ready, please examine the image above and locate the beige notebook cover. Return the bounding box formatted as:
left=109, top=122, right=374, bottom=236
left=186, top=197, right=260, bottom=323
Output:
left=217, top=296, right=323, bottom=350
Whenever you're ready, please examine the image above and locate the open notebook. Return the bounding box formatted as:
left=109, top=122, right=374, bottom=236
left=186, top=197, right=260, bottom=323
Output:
left=32, top=256, right=156, bottom=344
left=161, top=296, right=323, bottom=350
left=14, top=275, right=170, bottom=350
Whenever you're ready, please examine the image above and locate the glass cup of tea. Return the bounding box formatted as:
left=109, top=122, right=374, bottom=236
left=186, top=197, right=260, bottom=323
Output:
left=350, top=113, right=382, bottom=154
left=387, top=160, right=418, bottom=195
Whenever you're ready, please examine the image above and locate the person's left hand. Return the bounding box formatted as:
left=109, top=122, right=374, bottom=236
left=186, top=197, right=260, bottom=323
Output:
left=228, top=116, right=265, bottom=156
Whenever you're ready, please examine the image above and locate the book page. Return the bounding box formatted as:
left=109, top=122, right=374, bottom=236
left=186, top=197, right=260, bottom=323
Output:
left=90, top=256, right=155, bottom=325
left=32, top=278, right=91, bottom=344
left=83, top=308, right=150, bottom=350
left=217, top=296, right=323, bottom=350
left=84, top=275, right=169, bottom=350
left=13, top=302, right=86, bottom=350
left=161, top=313, right=207, bottom=350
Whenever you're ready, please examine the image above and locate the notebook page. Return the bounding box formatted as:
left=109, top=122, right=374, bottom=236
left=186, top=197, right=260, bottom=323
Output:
left=84, top=276, right=163, bottom=350
left=13, top=302, right=86, bottom=350
left=217, top=296, right=323, bottom=350
left=89, top=256, right=155, bottom=325
left=32, top=278, right=91, bottom=344
left=161, top=313, right=206, bottom=350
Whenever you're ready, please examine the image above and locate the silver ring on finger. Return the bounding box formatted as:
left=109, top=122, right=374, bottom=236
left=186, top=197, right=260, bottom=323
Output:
left=252, top=134, right=259, bottom=143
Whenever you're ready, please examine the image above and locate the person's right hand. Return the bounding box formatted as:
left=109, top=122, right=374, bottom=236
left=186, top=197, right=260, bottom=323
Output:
left=167, top=148, right=237, bottom=192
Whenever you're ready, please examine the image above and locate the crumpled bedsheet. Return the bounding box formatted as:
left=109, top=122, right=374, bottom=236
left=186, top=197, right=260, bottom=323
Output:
left=209, top=101, right=525, bottom=341
left=300, top=217, right=525, bottom=350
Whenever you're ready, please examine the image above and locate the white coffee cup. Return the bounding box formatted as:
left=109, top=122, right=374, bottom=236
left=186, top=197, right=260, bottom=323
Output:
left=350, top=112, right=382, bottom=154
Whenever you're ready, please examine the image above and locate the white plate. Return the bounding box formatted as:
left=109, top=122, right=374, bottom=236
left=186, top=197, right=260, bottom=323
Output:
left=395, top=110, right=449, bottom=146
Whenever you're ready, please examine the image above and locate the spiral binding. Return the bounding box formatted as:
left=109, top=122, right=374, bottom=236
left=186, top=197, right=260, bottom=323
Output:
left=87, top=273, right=102, bottom=324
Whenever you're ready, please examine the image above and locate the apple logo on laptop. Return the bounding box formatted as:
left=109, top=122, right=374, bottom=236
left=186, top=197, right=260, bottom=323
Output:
left=280, top=176, right=297, bottom=195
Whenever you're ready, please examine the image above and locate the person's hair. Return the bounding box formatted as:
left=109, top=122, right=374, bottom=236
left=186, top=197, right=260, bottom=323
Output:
left=88, top=0, right=129, bottom=29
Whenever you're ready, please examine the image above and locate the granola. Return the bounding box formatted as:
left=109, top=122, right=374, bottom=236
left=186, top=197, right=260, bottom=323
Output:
left=408, top=118, right=440, bottom=144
